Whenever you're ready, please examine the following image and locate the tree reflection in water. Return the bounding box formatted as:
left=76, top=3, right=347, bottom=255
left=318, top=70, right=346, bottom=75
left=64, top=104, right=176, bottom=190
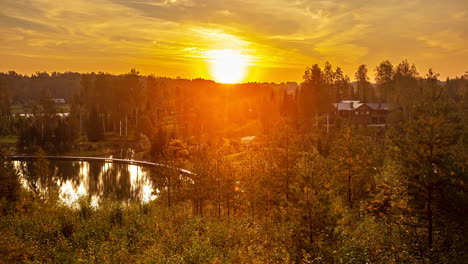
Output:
left=13, top=160, right=162, bottom=206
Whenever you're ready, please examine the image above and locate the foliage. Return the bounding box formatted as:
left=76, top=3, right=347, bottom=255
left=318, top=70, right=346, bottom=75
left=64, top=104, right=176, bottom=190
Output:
left=389, top=72, right=466, bottom=260
left=86, top=105, right=104, bottom=142
left=0, top=64, right=467, bottom=263
left=355, top=64, right=373, bottom=102
left=0, top=152, right=20, bottom=212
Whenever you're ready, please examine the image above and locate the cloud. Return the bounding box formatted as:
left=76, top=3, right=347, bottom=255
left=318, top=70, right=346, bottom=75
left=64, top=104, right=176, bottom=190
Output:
left=0, top=0, right=466, bottom=81
left=0, top=12, right=57, bottom=33
left=111, top=0, right=301, bottom=35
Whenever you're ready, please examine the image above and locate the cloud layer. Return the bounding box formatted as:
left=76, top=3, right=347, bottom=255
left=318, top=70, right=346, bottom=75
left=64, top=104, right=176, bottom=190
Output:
left=0, top=0, right=466, bottom=82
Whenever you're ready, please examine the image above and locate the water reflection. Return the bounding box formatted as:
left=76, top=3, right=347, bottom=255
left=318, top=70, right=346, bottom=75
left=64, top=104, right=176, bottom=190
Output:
left=13, top=160, right=161, bottom=207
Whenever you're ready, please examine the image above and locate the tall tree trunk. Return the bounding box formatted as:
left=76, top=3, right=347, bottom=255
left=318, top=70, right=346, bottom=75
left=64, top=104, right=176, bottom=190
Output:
left=227, top=195, right=230, bottom=220
left=307, top=190, right=313, bottom=243
left=427, top=188, right=433, bottom=248
left=217, top=161, right=221, bottom=219
left=167, top=172, right=171, bottom=208
left=200, top=199, right=203, bottom=217
left=79, top=112, right=82, bottom=135
left=348, top=167, right=352, bottom=208
left=250, top=152, right=255, bottom=219
left=286, top=133, right=290, bottom=201
left=427, top=146, right=434, bottom=248
left=315, top=112, right=318, bottom=127
left=102, top=115, right=105, bottom=133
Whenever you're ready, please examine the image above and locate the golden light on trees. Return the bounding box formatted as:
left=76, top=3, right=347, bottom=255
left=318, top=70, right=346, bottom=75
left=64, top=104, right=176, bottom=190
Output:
left=206, top=49, right=250, bottom=83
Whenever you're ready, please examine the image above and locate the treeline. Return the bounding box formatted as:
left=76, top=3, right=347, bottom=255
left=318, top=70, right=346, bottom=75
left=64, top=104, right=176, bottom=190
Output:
left=1, top=69, right=299, bottom=153
left=76, top=69, right=295, bottom=143
left=15, top=90, right=79, bottom=153
left=1, top=60, right=467, bottom=149
left=0, top=71, right=81, bottom=104
left=298, top=61, right=466, bottom=124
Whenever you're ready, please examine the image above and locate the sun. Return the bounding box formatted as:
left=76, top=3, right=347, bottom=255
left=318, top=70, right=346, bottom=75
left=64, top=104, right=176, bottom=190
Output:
left=206, top=49, right=249, bottom=83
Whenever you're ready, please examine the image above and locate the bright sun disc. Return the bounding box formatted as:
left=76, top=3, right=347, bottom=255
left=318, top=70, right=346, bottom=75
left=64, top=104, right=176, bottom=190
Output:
left=206, top=49, right=249, bottom=83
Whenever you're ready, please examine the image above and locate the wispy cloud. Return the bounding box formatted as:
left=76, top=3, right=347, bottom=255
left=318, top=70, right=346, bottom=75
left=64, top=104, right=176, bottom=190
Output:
left=0, top=12, right=57, bottom=33
left=0, top=0, right=466, bottom=81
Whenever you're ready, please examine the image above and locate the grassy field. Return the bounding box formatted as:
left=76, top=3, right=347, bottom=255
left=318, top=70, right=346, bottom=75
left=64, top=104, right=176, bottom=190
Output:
left=64, top=133, right=139, bottom=157
left=0, top=135, right=18, bottom=144
left=11, top=104, right=71, bottom=114
left=10, top=105, right=25, bottom=114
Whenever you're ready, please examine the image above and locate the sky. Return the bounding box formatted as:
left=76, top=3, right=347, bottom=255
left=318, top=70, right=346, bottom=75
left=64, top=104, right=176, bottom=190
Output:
left=0, top=0, right=466, bottom=83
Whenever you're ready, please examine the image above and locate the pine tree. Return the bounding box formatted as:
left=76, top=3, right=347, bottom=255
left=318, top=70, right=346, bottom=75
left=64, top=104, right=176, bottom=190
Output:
left=390, top=69, right=464, bottom=253
left=375, top=60, right=394, bottom=102
left=331, top=127, right=375, bottom=208
left=0, top=152, right=20, bottom=210
left=86, top=105, right=103, bottom=141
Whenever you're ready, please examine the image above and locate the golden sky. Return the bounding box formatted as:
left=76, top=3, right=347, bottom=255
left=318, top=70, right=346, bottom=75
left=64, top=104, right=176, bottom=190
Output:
left=0, top=0, right=466, bottom=82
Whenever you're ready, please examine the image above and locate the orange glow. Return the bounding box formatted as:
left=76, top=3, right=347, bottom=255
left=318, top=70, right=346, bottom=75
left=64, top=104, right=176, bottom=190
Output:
left=206, top=49, right=251, bottom=83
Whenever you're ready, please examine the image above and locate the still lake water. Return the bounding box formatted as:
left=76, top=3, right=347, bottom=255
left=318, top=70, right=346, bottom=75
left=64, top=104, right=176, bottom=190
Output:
left=13, top=159, right=166, bottom=207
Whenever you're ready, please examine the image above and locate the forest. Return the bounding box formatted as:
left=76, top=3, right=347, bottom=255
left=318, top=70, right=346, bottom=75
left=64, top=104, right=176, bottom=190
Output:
left=0, top=60, right=466, bottom=263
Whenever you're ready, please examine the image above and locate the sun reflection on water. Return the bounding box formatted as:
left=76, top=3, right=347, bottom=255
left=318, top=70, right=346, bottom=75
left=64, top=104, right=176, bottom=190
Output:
left=13, top=160, right=159, bottom=207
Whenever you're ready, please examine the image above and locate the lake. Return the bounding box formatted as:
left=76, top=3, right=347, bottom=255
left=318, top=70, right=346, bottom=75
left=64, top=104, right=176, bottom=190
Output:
left=12, top=159, right=166, bottom=207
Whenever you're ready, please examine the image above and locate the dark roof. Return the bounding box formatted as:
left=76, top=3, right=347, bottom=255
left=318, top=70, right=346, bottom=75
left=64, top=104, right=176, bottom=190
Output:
left=366, top=103, right=400, bottom=110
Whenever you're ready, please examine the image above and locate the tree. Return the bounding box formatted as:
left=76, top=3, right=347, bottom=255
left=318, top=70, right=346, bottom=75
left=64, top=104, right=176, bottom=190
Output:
left=38, top=89, right=57, bottom=118
left=86, top=105, right=103, bottom=141
left=300, top=64, right=331, bottom=128
left=0, top=152, right=20, bottom=211
left=375, top=60, right=394, bottom=102
left=260, top=91, right=280, bottom=133
left=392, top=60, right=419, bottom=120
left=293, top=148, right=338, bottom=254
left=331, top=127, right=375, bottom=208
left=123, top=69, right=145, bottom=129
left=151, top=126, right=166, bottom=158
left=163, top=139, right=189, bottom=208
left=30, top=148, right=50, bottom=192
left=0, top=76, right=11, bottom=135
left=137, top=115, right=154, bottom=138
left=334, top=67, right=351, bottom=101
left=323, top=62, right=336, bottom=101
left=390, top=69, right=464, bottom=253
left=355, top=64, right=374, bottom=102
left=0, top=77, right=10, bottom=117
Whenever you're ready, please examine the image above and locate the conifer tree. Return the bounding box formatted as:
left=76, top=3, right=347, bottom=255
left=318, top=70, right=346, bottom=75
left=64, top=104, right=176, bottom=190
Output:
left=86, top=105, right=103, bottom=141
left=390, top=69, right=464, bottom=252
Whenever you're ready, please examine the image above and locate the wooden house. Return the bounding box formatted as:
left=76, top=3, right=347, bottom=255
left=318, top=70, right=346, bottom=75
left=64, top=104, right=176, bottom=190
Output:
left=334, top=100, right=396, bottom=126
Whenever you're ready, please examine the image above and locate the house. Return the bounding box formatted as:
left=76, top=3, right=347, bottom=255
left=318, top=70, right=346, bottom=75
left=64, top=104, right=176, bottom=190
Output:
left=334, top=100, right=396, bottom=126
left=51, top=98, right=66, bottom=104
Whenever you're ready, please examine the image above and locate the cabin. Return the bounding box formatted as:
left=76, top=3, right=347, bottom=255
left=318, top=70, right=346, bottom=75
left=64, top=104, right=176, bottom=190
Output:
left=51, top=98, right=66, bottom=104
left=334, top=100, right=395, bottom=126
